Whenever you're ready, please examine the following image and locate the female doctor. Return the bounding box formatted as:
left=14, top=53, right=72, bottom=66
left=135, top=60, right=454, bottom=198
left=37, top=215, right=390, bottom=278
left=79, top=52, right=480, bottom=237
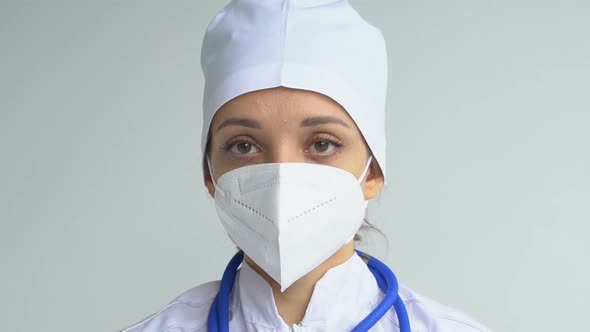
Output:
left=120, top=1, right=492, bottom=331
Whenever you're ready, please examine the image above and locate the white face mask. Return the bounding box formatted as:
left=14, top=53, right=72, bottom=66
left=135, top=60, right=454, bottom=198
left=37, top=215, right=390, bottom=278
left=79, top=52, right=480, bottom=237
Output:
left=207, top=156, right=373, bottom=291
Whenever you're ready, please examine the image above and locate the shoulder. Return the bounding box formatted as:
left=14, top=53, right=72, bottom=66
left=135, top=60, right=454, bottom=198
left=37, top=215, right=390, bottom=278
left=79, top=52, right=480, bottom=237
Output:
left=117, top=280, right=221, bottom=332
left=391, top=284, right=493, bottom=332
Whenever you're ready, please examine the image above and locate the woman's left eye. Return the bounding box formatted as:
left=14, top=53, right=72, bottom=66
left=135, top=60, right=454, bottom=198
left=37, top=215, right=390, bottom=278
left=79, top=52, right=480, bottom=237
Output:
left=310, top=140, right=337, bottom=154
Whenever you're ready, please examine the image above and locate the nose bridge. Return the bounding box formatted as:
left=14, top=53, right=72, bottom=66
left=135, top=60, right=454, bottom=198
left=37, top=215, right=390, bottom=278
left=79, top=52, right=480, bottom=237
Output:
left=267, top=137, right=303, bottom=163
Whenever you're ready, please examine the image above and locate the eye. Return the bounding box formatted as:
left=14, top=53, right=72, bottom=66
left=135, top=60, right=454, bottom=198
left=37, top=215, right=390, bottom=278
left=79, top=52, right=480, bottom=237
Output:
left=309, top=138, right=341, bottom=155
left=229, top=141, right=258, bottom=155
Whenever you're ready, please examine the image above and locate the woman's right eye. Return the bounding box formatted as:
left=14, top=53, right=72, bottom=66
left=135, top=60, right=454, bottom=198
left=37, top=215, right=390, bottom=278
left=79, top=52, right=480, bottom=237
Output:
left=229, top=142, right=258, bottom=155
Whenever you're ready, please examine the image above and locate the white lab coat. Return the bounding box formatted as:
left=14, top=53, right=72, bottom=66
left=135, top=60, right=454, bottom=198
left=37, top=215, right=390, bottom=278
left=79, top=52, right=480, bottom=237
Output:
left=119, top=253, right=492, bottom=332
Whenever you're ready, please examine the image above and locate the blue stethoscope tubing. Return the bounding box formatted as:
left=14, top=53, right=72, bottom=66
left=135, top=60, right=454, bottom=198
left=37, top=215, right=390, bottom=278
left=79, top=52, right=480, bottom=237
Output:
left=208, top=249, right=411, bottom=332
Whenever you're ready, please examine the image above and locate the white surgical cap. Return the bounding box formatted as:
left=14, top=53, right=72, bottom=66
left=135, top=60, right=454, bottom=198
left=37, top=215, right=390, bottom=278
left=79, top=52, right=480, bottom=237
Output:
left=200, top=0, right=388, bottom=184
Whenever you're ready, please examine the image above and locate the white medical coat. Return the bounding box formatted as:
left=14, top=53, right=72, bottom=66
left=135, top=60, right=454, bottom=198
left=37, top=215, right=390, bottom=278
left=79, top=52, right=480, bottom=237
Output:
left=119, top=253, right=492, bottom=331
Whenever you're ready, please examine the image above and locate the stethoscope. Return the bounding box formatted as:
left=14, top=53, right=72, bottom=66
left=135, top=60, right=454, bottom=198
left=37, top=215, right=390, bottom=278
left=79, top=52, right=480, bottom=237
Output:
left=208, top=249, right=411, bottom=332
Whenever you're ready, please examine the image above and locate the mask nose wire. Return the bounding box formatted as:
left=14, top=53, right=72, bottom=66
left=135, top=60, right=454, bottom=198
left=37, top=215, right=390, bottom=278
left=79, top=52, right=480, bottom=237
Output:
left=208, top=155, right=372, bottom=194
left=206, top=155, right=225, bottom=198
left=357, top=155, right=373, bottom=184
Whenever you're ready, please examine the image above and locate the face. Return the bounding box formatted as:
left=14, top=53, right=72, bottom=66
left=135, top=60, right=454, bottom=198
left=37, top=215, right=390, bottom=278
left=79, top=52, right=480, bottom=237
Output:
left=204, top=86, right=384, bottom=200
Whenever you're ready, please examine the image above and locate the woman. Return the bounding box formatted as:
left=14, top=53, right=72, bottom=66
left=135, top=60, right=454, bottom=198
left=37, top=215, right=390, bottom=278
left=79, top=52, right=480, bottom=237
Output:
left=121, top=1, right=492, bottom=331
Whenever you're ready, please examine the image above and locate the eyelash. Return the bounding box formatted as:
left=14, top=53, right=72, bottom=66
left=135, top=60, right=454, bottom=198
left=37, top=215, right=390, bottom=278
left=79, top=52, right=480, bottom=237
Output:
left=219, top=135, right=344, bottom=161
left=219, top=137, right=257, bottom=156
left=310, top=135, right=344, bottom=158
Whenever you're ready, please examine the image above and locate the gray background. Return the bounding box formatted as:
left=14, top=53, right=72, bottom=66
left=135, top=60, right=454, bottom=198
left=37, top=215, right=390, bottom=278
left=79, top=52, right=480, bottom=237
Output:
left=1, top=1, right=588, bottom=331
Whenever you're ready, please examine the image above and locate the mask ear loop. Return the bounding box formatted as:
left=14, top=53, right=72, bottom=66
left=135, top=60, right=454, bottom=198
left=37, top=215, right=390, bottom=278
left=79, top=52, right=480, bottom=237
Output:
left=206, top=155, right=225, bottom=198
left=357, top=155, right=373, bottom=184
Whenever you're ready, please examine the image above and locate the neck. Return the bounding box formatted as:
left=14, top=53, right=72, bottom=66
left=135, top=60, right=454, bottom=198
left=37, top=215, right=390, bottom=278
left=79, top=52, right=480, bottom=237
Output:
left=243, top=241, right=355, bottom=326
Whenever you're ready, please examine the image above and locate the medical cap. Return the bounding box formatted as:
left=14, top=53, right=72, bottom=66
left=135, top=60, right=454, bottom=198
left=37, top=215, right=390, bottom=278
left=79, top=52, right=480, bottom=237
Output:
left=200, top=0, right=389, bottom=184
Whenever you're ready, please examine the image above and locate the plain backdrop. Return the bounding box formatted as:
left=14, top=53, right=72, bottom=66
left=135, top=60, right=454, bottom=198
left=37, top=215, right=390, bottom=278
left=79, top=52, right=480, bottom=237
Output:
left=1, top=1, right=589, bottom=331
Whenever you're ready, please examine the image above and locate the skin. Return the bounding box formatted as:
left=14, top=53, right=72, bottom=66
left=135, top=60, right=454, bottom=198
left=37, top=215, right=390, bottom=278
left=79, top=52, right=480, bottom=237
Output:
left=203, top=86, right=384, bottom=326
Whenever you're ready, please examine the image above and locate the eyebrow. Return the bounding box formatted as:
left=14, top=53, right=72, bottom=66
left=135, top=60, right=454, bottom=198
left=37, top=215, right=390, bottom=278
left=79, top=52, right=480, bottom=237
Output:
left=300, top=116, right=350, bottom=128
left=215, top=115, right=350, bottom=132
left=216, top=118, right=262, bottom=132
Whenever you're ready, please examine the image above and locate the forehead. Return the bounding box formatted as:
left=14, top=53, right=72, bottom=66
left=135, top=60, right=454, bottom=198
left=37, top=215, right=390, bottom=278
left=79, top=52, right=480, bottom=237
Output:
left=211, top=86, right=355, bottom=124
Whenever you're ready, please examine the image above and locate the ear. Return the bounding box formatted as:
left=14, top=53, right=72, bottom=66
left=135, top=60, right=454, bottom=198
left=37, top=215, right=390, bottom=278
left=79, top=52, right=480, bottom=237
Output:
left=361, top=159, right=384, bottom=200
left=203, top=156, right=216, bottom=198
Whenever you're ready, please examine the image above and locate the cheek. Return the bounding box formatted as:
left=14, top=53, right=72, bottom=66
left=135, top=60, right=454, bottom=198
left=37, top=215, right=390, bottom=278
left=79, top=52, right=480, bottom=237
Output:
left=344, top=138, right=371, bottom=176
left=330, top=144, right=368, bottom=176
left=206, top=136, right=229, bottom=179
left=208, top=134, right=231, bottom=161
